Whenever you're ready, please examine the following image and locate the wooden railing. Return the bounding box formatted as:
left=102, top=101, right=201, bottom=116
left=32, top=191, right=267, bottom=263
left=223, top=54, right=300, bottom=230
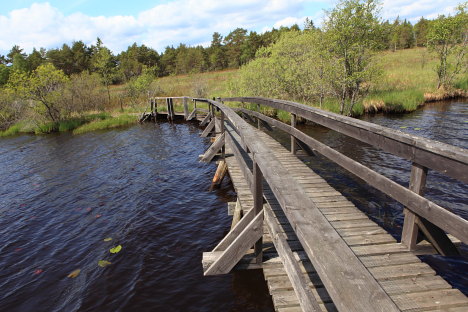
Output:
left=219, top=96, right=468, bottom=255
left=149, top=96, right=467, bottom=311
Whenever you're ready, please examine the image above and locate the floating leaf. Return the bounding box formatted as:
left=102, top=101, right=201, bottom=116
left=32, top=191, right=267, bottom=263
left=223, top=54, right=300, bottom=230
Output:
left=34, top=269, right=43, bottom=275
left=414, top=128, right=421, bottom=130
left=103, top=237, right=112, bottom=242
left=67, top=269, right=81, bottom=278
left=98, top=260, right=112, bottom=267
left=95, top=214, right=102, bottom=218
left=399, top=126, right=407, bottom=129
left=110, top=245, right=122, bottom=254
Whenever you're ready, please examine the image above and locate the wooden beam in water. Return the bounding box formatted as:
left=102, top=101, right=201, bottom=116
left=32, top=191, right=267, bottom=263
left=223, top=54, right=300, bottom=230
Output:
left=210, top=159, right=228, bottom=190
left=187, top=108, right=197, bottom=121
left=200, top=112, right=212, bottom=127
left=201, top=119, right=215, bottom=137
left=204, top=209, right=264, bottom=275
left=199, top=133, right=225, bottom=162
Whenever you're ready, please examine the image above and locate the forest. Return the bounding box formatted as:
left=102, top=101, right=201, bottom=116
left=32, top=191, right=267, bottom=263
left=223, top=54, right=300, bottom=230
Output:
left=0, top=0, right=466, bottom=135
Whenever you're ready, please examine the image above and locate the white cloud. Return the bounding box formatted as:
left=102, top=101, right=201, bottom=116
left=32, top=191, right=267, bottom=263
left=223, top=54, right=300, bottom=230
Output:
left=382, top=0, right=459, bottom=22
left=0, top=0, right=311, bottom=54
left=0, top=0, right=461, bottom=55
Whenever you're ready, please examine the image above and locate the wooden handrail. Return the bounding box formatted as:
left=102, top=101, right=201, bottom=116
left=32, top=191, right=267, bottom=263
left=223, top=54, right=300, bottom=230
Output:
left=239, top=108, right=468, bottom=244
left=221, top=97, right=468, bottom=183
left=204, top=98, right=400, bottom=311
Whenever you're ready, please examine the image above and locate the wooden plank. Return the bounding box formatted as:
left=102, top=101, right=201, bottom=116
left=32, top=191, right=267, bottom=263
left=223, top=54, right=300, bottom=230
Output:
left=265, top=205, right=322, bottom=312
left=201, top=118, right=215, bottom=137
left=204, top=210, right=264, bottom=275
left=199, top=133, right=224, bottom=162
left=359, top=253, right=421, bottom=268
left=379, top=275, right=452, bottom=296
left=392, top=289, right=468, bottom=311
left=368, top=263, right=436, bottom=280
left=253, top=162, right=264, bottom=263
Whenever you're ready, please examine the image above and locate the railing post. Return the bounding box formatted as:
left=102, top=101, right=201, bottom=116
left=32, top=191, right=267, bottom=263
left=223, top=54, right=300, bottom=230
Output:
left=401, top=163, right=427, bottom=249
left=253, top=161, right=263, bottom=263
left=291, top=113, right=297, bottom=155
left=183, top=97, right=189, bottom=120
left=194, top=99, right=197, bottom=119
left=257, top=103, right=261, bottom=129
left=220, top=106, right=225, bottom=158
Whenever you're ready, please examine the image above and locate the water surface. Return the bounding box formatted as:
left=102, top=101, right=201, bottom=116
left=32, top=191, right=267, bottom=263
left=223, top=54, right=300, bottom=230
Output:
left=0, top=122, right=274, bottom=312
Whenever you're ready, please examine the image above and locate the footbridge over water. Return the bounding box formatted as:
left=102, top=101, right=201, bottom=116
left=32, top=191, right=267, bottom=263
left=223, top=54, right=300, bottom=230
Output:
left=141, top=96, right=468, bottom=311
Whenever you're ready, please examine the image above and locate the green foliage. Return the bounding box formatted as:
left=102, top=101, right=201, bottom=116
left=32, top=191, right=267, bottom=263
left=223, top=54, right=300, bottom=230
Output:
left=0, top=121, right=26, bottom=137
left=324, top=0, right=383, bottom=115
left=414, top=17, right=430, bottom=47
left=454, top=75, right=468, bottom=90
left=0, top=64, right=10, bottom=85
left=72, top=115, right=136, bottom=134
left=427, top=3, right=468, bottom=89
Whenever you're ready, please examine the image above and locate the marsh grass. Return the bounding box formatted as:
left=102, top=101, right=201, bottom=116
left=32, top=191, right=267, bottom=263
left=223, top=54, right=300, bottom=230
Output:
left=73, top=114, right=136, bottom=135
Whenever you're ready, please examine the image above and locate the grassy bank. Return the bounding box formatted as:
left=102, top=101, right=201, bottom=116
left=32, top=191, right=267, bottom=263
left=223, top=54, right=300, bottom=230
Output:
left=0, top=113, right=137, bottom=137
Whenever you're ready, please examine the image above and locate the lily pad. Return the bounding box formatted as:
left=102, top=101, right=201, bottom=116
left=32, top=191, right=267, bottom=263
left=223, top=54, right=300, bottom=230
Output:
left=98, top=260, right=112, bottom=267
left=110, top=245, right=122, bottom=254
left=67, top=269, right=81, bottom=278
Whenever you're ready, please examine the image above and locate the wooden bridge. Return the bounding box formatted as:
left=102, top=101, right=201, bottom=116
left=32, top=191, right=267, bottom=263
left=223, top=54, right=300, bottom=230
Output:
left=142, top=96, right=468, bottom=311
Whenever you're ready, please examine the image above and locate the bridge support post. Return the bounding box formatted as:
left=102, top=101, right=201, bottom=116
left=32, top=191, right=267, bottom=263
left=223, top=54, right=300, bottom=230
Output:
left=253, top=161, right=263, bottom=264
left=401, top=163, right=459, bottom=256
left=402, top=163, right=427, bottom=249
left=183, top=97, right=189, bottom=120
left=291, top=113, right=297, bottom=155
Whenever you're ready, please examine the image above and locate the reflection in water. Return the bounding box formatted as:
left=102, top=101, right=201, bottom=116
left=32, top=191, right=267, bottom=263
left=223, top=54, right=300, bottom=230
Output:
left=0, top=122, right=274, bottom=312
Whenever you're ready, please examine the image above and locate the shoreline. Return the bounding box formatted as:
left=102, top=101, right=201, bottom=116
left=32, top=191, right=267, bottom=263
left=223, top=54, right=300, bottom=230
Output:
left=1, top=93, right=467, bottom=138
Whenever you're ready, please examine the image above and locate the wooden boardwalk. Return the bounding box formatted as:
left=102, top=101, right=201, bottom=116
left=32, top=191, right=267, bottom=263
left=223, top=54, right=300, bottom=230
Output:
left=224, top=128, right=468, bottom=311
left=147, top=96, right=468, bottom=312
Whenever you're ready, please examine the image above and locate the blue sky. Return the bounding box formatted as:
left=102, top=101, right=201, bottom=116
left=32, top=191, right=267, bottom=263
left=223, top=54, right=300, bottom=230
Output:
left=0, top=1, right=459, bottom=55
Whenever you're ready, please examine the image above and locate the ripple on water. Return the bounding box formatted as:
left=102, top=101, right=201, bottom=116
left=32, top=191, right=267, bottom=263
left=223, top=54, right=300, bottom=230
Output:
left=0, top=122, right=274, bottom=312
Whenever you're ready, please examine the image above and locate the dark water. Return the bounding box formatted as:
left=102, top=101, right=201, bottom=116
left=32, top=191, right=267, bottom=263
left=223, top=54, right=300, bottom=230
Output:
left=0, top=122, right=274, bottom=312
left=291, top=100, right=467, bottom=293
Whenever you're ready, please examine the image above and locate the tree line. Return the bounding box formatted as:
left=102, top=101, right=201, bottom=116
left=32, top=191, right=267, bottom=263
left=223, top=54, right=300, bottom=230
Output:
left=0, top=26, right=302, bottom=87
left=0, top=10, right=458, bottom=88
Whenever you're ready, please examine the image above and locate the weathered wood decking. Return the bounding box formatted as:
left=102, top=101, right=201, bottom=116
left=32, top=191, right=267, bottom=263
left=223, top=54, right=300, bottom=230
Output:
left=146, top=96, right=467, bottom=312
left=224, top=128, right=468, bottom=311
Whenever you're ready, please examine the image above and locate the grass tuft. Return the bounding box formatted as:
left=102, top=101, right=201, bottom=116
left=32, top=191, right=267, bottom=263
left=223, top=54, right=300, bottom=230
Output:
left=73, top=114, right=136, bottom=135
